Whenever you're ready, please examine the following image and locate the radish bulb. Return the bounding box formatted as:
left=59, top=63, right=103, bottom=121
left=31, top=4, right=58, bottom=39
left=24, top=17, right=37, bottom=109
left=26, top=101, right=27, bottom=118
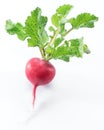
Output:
left=25, top=58, right=56, bottom=106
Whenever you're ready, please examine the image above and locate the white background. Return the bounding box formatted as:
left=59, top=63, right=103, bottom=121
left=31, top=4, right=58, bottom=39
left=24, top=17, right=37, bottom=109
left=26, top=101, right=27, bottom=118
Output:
left=0, top=0, right=104, bottom=130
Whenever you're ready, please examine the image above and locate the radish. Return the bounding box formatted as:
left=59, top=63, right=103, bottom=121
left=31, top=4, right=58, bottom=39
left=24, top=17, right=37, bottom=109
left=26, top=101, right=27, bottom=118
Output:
left=5, top=4, right=98, bottom=107
left=25, top=58, right=56, bottom=106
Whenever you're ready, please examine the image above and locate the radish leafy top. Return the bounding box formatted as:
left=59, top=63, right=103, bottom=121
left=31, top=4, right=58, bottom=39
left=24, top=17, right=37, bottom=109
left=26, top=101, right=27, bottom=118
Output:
left=5, top=4, right=98, bottom=61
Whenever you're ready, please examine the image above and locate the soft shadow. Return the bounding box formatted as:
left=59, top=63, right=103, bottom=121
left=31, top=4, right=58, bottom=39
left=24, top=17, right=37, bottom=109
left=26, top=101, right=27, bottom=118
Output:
left=23, top=83, right=56, bottom=124
left=22, top=83, right=72, bottom=125
left=23, top=97, right=55, bottom=125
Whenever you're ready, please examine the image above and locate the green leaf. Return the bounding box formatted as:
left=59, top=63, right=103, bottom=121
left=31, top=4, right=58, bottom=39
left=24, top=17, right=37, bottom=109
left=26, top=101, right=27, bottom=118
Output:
left=59, top=55, right=70, bottom=62
left=53, top=45, right=70, bottom=61
left=5, top=20, right=16, bottom=35
left=54, top=37, right=64, bottom=47
left=59, top=24, right=67, bottom=35
left=51, top=4, right=73, bottom=27
left=69, top=13, right=98, bottom=29
left=56, top=4, right=73, bottom=16
left=5, top=20, right=27, bottom=40
left=25, top=7, right=48, bottom=47
left=51, top=13, right=62, bottom=27
left=69, top=38, right=84, bottom=57
left=45, top=46, right=54, bottom=54
left=51, top=37, right=90, bottom=61
left=5, top=5, right=98, bottom=62
left=83, top=44, right=91, bottom=54
left=48, top=26, right=55, bottom=32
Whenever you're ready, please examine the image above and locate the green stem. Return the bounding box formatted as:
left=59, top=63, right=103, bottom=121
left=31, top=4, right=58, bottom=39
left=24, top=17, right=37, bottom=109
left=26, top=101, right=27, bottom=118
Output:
left=49, top=27, right=60, bottom=45
left=40, top=27, right=73, bottom=61
left=46, top=56, right=52, bottom=61
left=43, top=27, right=60, bottom=61
left=63, top=28, right=73, bottom=37
left=39, top=47, right=45, bottom=59
left=42, top=48, right=46, bottom=57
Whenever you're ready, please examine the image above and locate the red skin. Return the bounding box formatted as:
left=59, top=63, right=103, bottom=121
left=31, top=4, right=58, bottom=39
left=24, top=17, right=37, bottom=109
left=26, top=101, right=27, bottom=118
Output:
left=25, top=58, right=56, bottom=106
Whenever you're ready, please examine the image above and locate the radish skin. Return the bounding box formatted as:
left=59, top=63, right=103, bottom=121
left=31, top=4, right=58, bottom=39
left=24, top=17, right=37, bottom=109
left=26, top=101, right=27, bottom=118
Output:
left=32, top=84, right=37, bottom=107
left=25, top=58, right=56, bottom=106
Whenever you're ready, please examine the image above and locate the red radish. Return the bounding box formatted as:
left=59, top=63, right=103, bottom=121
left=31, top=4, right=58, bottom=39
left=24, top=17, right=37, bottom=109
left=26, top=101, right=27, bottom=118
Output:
left=6, top=5, right=96, bottom=108
left=25, top=58, right=56, bottom=106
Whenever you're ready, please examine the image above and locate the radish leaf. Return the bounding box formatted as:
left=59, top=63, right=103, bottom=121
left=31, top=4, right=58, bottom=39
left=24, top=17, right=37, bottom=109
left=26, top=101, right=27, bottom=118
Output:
left=5, top=20, right=27, bottom=40
left=5, top=4, right=98, bottom=61
left=51, top=4, right=73, bottom=27
left=25, top=7, right=48, bottom=47
left=68, top=13, right=98, bottom=29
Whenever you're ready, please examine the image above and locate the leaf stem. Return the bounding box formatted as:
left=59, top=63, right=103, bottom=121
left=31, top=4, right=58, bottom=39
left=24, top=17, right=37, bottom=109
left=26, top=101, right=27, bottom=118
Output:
left=49, top=27, right=60, bottom=45
left=39, top=47, right=45, bottom=59
left=63, top=27, right=73, bottom=37
left=47, top=56, right=52, bottom=61
left=44, top=27, right=60, bottom=61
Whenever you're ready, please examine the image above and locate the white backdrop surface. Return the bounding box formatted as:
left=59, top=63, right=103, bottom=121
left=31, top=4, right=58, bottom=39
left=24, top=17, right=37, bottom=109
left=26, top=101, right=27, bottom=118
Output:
left=0, top=0, right=104, bottom=130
